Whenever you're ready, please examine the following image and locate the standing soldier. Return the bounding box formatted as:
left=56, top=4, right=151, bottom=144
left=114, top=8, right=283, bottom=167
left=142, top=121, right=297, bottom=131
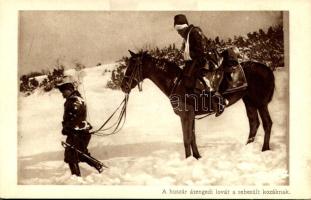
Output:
left=174, top=14, right=227, bottom=116
left=56, top=76, right=103, bottom=176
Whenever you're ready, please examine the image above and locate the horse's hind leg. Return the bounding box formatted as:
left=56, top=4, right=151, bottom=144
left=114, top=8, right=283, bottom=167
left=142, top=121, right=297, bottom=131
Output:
left=258, top=105, right=273, bottom=151
left=191, top=120, right=201, bottom=159
left=243, top=97, right=260, bottom=144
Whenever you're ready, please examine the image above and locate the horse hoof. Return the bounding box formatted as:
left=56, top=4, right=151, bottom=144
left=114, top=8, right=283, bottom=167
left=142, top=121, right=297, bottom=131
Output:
left=194, top=155, right=202, bottom=160
left=246, top=137, right=255, bottom=144
left=262, top=147, right=270, bottom=151
left=185, top=155, right=191, bottom=159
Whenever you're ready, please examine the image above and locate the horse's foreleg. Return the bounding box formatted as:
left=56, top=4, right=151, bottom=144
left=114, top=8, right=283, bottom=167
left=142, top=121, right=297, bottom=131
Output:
left=243, top=97, right=260, bottom=144
left=180, top=115, right=192, bottom=158
left=180, top=104, right=196, bottom=159
left=258, top=105, right=273, bottom=151
left=191, top=119, right=201, bottom=159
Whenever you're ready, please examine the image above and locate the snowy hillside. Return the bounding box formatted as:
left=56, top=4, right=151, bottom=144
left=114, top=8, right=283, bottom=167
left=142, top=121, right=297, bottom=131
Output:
left=18, top=64, right=289, bottom=185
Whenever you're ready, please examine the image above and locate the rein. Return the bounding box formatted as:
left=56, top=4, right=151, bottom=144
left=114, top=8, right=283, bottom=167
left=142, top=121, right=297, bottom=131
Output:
left=90, top=94, right=129, bottom=136
left=90, top=56, right=144, bottom=136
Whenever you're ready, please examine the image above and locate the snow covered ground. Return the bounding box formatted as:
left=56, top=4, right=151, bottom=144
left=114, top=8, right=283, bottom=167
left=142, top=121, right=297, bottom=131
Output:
left=18, top=64, right=289, bottom=185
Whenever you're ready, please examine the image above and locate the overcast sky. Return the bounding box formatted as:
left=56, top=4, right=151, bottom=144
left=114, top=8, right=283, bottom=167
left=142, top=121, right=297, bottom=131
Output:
left=19, top=11, right=282, bottom=75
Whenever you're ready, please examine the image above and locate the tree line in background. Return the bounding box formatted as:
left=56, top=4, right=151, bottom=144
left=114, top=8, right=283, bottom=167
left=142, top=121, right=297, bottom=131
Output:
left=19, top=62, right=86, bottom=96
left=20, top=24, right=284, bottom=94
left=106, top=24, right=284, bottom=89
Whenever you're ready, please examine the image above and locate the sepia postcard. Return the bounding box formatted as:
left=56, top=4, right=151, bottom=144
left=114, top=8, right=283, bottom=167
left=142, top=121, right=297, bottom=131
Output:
left=0, top=0, right=310, bottom=199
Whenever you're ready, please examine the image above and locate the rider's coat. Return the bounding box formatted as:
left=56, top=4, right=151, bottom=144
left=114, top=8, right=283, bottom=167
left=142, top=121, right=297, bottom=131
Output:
left=61, top=90, right=92, bottom=163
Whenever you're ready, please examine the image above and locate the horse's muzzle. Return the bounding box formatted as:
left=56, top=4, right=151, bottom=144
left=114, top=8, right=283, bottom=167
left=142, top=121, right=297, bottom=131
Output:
left=121, top=79, right=130, bottom=94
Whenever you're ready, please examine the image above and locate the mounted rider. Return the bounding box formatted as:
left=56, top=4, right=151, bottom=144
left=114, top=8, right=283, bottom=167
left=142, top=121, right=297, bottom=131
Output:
left=174, top=14, right=228, bottom=117
left=56, top=76, right=103, bottom=176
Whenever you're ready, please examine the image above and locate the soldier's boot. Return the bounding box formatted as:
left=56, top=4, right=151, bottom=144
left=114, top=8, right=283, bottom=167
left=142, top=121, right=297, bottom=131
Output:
left=69, top=163, right=81, bottom=176
left=213, top=92, right=228, bottom=117
left=211, top=69, right=228, bottom=117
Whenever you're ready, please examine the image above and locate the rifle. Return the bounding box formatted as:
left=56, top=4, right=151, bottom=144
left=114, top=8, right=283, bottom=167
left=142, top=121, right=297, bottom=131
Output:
left=61, top=141, right=108, bottom=170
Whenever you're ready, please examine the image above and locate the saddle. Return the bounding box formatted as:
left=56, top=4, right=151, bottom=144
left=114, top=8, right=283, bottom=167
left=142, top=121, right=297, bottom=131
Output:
left=194, top=63, right=248, bottom=95
left=174, top=47, right=248, bottom=96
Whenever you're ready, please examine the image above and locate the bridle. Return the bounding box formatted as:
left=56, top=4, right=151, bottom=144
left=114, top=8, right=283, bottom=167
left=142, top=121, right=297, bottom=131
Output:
left=123, top=56, right=144, bottom=92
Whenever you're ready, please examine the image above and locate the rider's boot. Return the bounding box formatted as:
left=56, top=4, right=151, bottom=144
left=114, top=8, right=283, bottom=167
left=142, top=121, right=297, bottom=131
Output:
left=212, top=69, right=228, bottom=117
left=213, top=91, right=228, bottom=117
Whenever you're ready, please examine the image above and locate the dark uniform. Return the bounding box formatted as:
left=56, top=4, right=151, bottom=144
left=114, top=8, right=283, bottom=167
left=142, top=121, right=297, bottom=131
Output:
left=59, top=87, right=104, bottom=176
left=62, top=90, right=92, bottom=164
left=181, top=24, right=219, bottom=85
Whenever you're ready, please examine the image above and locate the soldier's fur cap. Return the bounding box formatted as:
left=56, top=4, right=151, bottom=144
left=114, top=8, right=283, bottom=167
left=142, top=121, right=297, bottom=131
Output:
left=174, top=14, right=189, bottom=26
left=56, top=76, right=75, bottom=92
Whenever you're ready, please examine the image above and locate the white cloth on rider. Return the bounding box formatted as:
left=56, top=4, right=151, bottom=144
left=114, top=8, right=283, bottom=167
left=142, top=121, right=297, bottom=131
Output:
left=174, top=24, right=188, bottom=31
left=183, top=27, right=193, bottom=61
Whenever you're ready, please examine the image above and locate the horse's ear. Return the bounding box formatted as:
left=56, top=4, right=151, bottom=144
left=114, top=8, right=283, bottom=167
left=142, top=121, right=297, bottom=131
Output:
left=128, top=50, right=136, bottom=57
left=142, top=50, right=150, bottom=57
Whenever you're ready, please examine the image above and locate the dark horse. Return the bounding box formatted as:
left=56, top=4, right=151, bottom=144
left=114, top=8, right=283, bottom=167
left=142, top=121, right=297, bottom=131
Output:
left=121, top=51, right=275, bottom=159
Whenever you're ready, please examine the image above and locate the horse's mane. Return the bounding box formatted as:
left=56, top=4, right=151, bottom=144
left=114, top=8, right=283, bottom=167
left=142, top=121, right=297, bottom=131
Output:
left=138, top=51, right=182, bottom=76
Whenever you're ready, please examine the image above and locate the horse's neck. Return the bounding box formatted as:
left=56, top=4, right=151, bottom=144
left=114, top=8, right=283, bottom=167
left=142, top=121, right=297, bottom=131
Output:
left=146, top=58, right=181, bottom=97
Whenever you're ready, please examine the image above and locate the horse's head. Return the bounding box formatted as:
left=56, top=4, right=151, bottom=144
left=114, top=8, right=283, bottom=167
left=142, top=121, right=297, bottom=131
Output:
left=121, top=50, right=149, bottom=94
